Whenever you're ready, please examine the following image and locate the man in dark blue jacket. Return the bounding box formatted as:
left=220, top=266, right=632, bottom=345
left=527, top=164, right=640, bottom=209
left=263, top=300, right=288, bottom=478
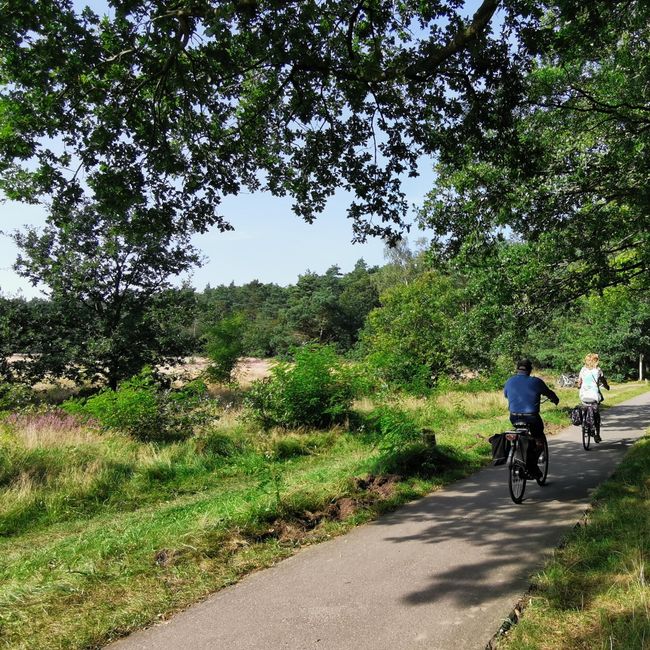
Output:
left=504, top=359, right=559, bottom=478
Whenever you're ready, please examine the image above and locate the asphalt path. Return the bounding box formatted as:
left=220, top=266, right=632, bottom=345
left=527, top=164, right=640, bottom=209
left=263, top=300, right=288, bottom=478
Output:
left=108, top=391, right=650, bottom=650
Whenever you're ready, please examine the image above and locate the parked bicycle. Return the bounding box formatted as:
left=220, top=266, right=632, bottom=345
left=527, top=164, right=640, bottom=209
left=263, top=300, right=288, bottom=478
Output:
left=505, top=424, right=549, bottom=503
left=558, top=372, right=579, bottom=388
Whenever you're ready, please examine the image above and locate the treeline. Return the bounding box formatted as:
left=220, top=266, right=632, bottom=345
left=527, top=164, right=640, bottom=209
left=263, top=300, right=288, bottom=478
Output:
left=0, top=258, right=383, bottom=388
left=195, top=260, right=381, bottom=357
left=2, top=239, right=648, bottom=395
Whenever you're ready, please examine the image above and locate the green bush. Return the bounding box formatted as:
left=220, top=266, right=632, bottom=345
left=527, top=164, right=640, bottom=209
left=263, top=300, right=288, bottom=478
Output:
left=245, top=344, right=362, bottom=429
left=363, top=406, right=421, bottom=453
left=0, top=381, right=36, bottom=412
left=63, top=369, right=210, bottom=442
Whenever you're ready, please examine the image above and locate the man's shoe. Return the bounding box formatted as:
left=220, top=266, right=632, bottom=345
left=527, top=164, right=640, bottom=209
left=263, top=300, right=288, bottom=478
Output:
left=595, top=433, right=602, bottom=443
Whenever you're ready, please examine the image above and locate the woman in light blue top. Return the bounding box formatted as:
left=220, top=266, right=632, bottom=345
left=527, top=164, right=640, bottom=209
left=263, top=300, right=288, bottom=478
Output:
left=578, top=353, right=610, bottom=442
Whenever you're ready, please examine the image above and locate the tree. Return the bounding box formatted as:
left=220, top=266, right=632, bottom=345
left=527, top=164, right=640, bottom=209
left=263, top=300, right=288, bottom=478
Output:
left=286, top=266, right=346, bottom=345
left=11, top=202, right=199, bottom=388
left=337, top=259, right=380, bottom=349
left=418, top=2, right=650, bottom=307
left=525, top=284, right=650, bottom=381
left=0, top=1, right=544, bottom=243
left=360, top=271, right=463, bottom=392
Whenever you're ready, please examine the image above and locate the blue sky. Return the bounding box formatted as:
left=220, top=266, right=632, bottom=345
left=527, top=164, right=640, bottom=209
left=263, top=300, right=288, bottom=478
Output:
left=0, top=172, right=435, bottom=298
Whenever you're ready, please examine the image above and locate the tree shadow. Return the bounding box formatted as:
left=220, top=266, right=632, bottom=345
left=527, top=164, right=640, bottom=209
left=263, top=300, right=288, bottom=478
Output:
left=370, top=396, right=650, bottom=610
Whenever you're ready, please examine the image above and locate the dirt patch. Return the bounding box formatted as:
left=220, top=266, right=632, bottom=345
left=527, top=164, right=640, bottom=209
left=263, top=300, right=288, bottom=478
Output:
left=158, top=356, right=273, bottom=388
left=154, top=473, right=404, bottom=570
left=154, top=548, right=185, bottom=568
left=329, top=497, right=358, bottom=520
left=232, top=357, right=274, bottom=386
left=353, top=474, right=402, bottom=499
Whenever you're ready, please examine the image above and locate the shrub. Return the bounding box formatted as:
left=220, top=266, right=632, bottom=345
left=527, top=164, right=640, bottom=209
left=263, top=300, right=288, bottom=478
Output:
left=0, top=381, right=36, bottom=412
left=362, top=405, right=440, bottom=475
left=363, top=406, right=421, bottom=455
left=63, top=369, right=211, bottom=443
left=244, top=344, right=362, bottom=429
left=204, top=313, right=246, bottom=383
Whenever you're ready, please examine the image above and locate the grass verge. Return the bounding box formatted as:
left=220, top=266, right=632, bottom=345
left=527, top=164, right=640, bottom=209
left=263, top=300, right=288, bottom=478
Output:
left=495, top=429, right=650, bottom=650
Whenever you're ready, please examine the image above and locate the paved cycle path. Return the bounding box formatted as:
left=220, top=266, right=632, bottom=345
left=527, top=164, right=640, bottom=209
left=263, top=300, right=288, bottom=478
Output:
left=109, top=391, right=650, bottom=650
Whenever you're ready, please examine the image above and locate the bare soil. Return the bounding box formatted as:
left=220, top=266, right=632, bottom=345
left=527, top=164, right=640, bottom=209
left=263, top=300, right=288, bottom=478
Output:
left=158, top=356, right=273, bottom=387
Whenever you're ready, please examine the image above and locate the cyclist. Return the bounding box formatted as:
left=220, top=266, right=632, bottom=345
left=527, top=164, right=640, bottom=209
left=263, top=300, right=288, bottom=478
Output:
left=504, top=359, right=559, bottom=479
left=578, top=353, right=610, bottom=443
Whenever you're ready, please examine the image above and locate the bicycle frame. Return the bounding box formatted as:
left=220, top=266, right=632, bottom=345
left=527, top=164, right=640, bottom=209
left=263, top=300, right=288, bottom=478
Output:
left=504, top=426, right=549, bottom=503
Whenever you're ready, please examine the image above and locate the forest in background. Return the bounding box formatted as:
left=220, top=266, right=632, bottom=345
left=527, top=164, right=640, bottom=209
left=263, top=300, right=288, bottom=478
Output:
left=2, top=235, right=648, bottom=402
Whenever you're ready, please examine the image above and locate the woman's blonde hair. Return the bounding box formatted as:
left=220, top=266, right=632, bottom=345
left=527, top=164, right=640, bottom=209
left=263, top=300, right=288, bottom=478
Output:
left=584, top=353, right=600, bottom=369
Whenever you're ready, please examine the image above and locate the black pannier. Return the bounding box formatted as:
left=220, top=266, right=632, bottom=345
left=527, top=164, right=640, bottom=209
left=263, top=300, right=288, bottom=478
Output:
left=489, top=432, right=511, bottom=465
left=570, top=405, right=583, bottom=426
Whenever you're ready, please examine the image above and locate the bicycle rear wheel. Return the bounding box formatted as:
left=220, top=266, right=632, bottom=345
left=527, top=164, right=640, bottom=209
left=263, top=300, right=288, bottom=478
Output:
left=582, top=423, right=591, bottom=450
left=536, top=438, right=549, bottom=486
left=508, top=462, right=527, bottom=503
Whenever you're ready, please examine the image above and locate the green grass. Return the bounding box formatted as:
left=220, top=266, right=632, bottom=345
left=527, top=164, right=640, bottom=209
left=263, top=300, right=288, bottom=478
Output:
left=496, top=429, right=650, bottom=650
left=0, top=381, right=647, bottom=649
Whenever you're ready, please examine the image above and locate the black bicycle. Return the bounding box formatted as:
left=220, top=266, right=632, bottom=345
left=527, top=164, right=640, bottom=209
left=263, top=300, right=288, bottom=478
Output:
left=581, top=401, right=601, bottom=450
left=505, top=425, right=549, bottom=503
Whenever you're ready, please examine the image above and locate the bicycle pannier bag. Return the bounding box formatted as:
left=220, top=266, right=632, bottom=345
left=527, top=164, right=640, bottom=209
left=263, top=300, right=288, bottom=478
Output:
left=570, top=405, right=583, bottom=426
left=489, top=433, right=511, bottom=466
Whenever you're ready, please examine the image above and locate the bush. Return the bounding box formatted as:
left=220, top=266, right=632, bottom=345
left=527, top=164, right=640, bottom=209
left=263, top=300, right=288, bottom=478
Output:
left=362, top=405, right=440, bottom=475
left=363, top=406, right=421, bottom=454
left=63, top=369, right=210, bottom=442
left=0, top=381, right=36, bottom=412
left=245, top=344, right=362, bottom=429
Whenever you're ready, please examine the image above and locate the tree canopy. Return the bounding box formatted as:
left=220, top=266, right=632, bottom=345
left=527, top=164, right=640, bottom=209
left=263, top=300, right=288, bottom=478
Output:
left=418, top=1, right=650, bottom=305
left=10, top=201, right=199, bottom=387
left=1, top=0, right=545, bottom=242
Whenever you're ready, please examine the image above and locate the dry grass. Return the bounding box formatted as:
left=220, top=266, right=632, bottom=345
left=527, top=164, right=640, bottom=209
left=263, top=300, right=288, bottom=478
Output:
left=4, top=411, right=103, bottom=449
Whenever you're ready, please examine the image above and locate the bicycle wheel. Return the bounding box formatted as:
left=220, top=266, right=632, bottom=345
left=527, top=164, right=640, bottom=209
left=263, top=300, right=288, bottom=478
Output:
left=508, top=462, right=527, bottom=503
left=536, top=438, right=549, bottom=486
left=582, top=423, right=591, bottom=450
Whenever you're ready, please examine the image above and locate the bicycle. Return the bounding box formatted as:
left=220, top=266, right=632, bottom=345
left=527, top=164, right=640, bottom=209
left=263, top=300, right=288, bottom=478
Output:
left=558, top=372, right=578, bottom=388
left=505, top=425, right=549, bottom=503
left=581, top=401, right=601, bottom=450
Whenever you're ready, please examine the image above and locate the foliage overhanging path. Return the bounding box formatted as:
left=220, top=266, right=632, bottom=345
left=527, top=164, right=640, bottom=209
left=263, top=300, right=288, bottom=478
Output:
left=108, top=391, right=650, bottom=650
